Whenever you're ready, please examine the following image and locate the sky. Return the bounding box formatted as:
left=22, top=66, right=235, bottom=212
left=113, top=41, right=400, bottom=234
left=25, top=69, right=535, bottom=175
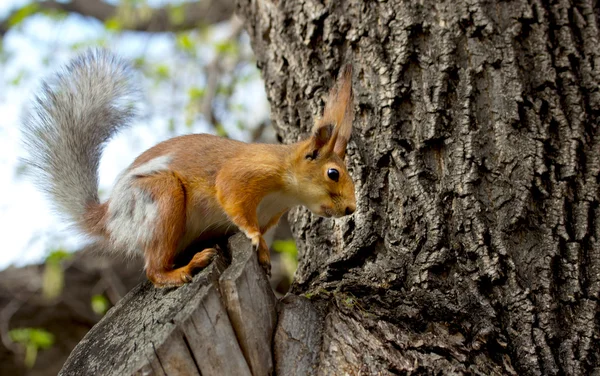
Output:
left=0, top=1, right=269, bottom=269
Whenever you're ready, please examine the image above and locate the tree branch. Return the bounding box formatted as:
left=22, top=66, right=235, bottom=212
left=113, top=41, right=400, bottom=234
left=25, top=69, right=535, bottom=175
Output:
left=201, top=16, right=245, bottom=133
left=0, top=0, right=235, bottom=36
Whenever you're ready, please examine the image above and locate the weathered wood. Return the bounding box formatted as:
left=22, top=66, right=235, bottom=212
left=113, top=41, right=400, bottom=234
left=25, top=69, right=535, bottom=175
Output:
left=219, top=236, right=277, bottom=375
left=58, top=233, right=276, bottom=376
left=273, top=295, right=324, bottom=376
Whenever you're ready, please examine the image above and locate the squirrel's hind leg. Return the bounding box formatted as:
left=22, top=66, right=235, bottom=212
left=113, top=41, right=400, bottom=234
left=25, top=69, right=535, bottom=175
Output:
left=134, top=172, right=215, bottom=287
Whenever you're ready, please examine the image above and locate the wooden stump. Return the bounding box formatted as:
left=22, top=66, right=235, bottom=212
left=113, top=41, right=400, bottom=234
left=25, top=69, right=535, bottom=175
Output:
left=58, top=233, right=280, bottom=376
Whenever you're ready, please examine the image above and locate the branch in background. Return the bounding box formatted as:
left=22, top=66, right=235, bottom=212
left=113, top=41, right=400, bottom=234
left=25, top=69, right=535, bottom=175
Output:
left=251, top=120, right=270, bottom=142
left=201, top=16, right=245, bottom=135
left=202, top=58, right=221, bottom=128
left=0, top=298, right=26, bottom=354
left=0, top=0, right=235, bottom=36
left=0, top=246, right=144, bottom=373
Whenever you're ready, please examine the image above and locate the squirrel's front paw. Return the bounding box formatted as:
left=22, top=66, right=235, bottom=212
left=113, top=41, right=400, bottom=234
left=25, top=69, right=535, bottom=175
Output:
left=259, top=259, right=272, bottom=277
left=252, top=241, right=272, bottom=278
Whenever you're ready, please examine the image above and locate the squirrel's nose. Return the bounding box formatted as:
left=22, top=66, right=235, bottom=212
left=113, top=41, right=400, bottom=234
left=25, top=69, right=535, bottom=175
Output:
left=345, top=205, right=355, bottom=215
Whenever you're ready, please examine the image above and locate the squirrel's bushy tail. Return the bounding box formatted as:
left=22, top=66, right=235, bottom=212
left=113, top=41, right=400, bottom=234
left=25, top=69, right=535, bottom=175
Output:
left=22, top=49, right=139, bottom=232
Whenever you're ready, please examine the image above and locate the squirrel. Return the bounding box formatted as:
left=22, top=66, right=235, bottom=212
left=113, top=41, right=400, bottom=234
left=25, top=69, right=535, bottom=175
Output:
left=22, top=49, right=356, bottom=288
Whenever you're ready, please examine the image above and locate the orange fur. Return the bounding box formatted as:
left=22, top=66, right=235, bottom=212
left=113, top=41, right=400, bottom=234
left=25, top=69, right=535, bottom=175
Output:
left=315, top=65, right=354, bottom=159
left=86, top=65, right=357, bottom=287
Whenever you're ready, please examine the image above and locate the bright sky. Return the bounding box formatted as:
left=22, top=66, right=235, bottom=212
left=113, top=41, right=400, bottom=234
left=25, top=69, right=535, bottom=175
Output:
left=0, top=1, right=269, bottom=269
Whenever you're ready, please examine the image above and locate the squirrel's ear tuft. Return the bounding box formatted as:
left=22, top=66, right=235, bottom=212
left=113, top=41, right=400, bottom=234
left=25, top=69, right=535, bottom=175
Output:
left=311, top=64, right=354, bottom=159
left=332, top=65, right=354, bottom=159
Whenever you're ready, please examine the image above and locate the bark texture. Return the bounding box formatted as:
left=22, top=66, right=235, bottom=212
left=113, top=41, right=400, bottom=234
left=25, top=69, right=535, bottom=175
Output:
left=238, top=0, right=600, bottom=374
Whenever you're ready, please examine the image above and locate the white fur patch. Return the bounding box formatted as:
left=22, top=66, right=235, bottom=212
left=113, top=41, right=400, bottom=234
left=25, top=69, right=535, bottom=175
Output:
left=129, top=155, right=172, bottom=176
left=106, top=155, right=171, bottom=255
left=257, top=192, right=300, bottom=229
left=178, top=195, right=233, bottom=250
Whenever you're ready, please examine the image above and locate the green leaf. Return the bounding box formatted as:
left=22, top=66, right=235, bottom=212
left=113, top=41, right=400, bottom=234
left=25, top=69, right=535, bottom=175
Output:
left=272, top=239, right=298, bottom=258
left=104, top=17, right=122, bottom=31
left=215, top=123, right=228, bottom=138
left=188, top=87, right=205, bottom=101
left=43, top=249, right=71, bottom=299
left=9, top=328, right=30, bottom=344
left=168, top=4, right=186, bottom=26
left=9, top=328, right=54, bottom=368
left=91, top=294, right=110, bottom=316
left=155, top=64, right=170, bottom=79
left=45, top=249, right=72, bottom=263
left=29, top=329, right=54, bottom=349
left=215, top=40, right=238, bottom=55
left=8, top=3, right=40, bottom=27
left=42, top=261, right=64, bottom=300
left=132, top=57, right=146, bottom=69
left=272, top=239, right=298, bottom=281
left=176, top=34, right=195, bottom=53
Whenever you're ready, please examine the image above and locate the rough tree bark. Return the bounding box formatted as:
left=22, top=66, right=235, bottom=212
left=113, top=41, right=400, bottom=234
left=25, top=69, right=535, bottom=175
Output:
left=238, top=0, right=600, bottom=375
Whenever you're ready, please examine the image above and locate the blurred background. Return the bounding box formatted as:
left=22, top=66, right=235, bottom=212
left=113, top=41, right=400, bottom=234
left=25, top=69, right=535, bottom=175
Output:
left=0, top=1, right=297, bottom=374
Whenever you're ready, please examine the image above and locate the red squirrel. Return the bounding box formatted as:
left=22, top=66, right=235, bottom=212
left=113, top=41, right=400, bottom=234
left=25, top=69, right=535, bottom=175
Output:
left=22, top=50, right=356, bottom=288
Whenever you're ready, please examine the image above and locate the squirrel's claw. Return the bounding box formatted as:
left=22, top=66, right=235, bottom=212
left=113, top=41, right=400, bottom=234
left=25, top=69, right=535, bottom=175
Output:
left=252, top=241, right=272, bottom=278
left=261, top=262, right=272, bottom=278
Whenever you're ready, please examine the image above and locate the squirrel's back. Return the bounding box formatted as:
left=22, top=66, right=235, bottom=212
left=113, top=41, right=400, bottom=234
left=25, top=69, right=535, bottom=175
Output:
left=21, top=49, right=139, bottom=233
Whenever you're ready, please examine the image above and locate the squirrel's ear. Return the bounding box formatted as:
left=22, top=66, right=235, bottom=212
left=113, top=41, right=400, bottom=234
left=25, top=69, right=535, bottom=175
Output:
left=311, top=65, right=354, bottom=159
left=332, top=65, right=354, bottom=159
left=306, top=122, right=334, bottom=159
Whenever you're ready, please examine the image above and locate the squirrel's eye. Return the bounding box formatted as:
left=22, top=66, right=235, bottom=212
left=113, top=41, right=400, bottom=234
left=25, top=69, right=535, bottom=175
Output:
left=327, top=168, right=340, bottom=182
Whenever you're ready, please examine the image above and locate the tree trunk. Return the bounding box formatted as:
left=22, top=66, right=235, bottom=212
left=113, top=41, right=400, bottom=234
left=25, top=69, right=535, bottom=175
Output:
left=238, top=0, right=600, bottom=374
